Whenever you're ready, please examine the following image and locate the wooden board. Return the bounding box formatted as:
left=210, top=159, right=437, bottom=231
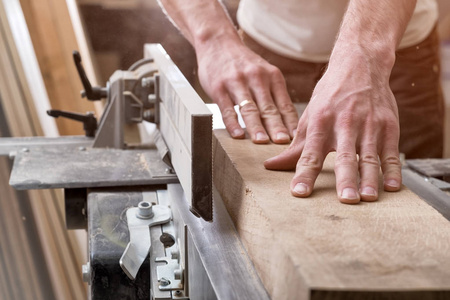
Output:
left=213, top=129, right=450, bottom=300
left=0, top=1, right=87, bottom=299
left=20, top=0, right=99, bottom=135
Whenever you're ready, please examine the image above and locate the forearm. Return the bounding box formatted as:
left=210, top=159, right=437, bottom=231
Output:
left=331, top=0, right=416, bottom=72
left=157, top=0, right=242, bottom=49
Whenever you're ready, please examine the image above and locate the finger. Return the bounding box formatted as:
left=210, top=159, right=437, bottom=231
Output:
left=335, top=134, right=360, bottom=204
left=290, top=124, right=328, bottom=197
left=270, top=68, right=299, bottom=137
left=238, top=99, right=270, bottom=143
left=225, top=77, right=270, bottom=143
left=380, top=131, right=402, bottom=192
left=264, top=126, right=306, bottom=170
left=215, top=94, right=245, bottom=139
left=248, top=68, right=291, bottom=144
left=358, top=138, right=380, bottom=202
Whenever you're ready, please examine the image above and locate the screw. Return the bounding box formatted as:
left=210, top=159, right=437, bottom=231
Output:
left=137, top=201, right=154, bottom=219
left=165, top=168, right=174, bottom=174
left=160, top=277, right=170, bottom=286
left=79, top=146, right=86, bottom=151
left=21, top=148, right=29, bottom=153
left=175, top=290, right=182, bottom=296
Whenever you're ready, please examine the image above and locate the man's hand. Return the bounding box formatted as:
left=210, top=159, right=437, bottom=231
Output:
left=195, top=39, right=298, bottom=144
left=264, top=49, right=402, bottom=203
left=264, top=0, right=415, bottom=202
left=158, top=0, right=298, bottom=144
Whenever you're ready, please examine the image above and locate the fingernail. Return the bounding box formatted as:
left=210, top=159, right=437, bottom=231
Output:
left=341, top=188, right=359, bottom=200
left=293, top=183, right=308, bottom=195
left=385, top=179, right=399, bottom=188
left=232, top=129, right=244, bottom=137
left=276, top=132, right=290, bottom=141
left=361, top=187, right=376, bottom=196
left=255, top=132, right=268, bottom=141
left=292, top=129, right=297, bottom=138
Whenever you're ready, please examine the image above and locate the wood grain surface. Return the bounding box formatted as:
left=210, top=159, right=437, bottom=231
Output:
left=213, top=129, right=450, bottom=300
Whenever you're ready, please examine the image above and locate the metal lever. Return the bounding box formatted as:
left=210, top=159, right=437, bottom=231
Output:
left=120, top=201, right=171, bottom=280
left=73, top=50, right=107, bottom=101
left=47, top=110, right=97, bottom=137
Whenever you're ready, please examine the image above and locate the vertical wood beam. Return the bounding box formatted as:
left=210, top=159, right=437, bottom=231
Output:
left=20, top=0, right=99, bottom=135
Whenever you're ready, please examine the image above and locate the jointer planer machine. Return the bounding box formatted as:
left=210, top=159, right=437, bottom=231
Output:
left=0, top=44, right=269, bottom=300
left=1, top=44, right=450, bottom=300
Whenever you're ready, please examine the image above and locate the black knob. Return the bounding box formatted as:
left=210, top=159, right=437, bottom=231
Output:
left=73, top=50, right=107, bottom=101
left=47, top=109, right=97, bottom=137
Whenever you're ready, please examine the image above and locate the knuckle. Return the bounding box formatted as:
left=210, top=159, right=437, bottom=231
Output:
left=221, top=107, right=237, bottom=120
left=297, top=154, right=322, bottom=173
left=381, top=155, right=401, bottom=167
left=268, top=66, right=283, bottom=79
left=210, top=81, right=225, bottom=94
left=245, top=65, right=266, bottom=79
left=307, top=130, right=327, bottom=143
left=240, top=103, right=259, bottom=115
left=224, top=72, right=245, bottom=86
left=259, top=103, right=279, bottom=118
left=278, top=102, right=297, bottom=115
left=359, top=153, right=380, bottom=167
left=335, top=152, right=357, bottom=166
left=384, top=118, right=400, bottom=131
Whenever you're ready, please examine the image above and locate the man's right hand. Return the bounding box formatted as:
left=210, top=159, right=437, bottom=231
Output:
left=195, top=38, right=298, bottom=144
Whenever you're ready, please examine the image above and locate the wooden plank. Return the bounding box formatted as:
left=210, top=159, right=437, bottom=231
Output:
left=20, top=0, right=98, bottom=135
left=0, top=157, right=49, bottom=300
left=0, top=1, right=87, bottom=299
left=213, top=129, right=450, bottom=300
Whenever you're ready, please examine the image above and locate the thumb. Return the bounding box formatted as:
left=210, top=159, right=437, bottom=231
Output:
left=264, top=140, right=303, bottom=170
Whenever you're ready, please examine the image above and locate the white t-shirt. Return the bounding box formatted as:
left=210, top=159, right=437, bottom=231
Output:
left=237, top=0, right=438, bottom=62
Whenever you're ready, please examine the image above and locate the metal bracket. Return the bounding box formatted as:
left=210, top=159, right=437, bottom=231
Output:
left=156, top=250, right=184, bottom=291
left=120, top=201, right=171, bottom=280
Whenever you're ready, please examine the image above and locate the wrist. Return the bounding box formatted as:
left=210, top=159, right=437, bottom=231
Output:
left=329, top=41, right=396, bottom=77
left=194, top=31, right=245, bottom=58
left=193, top=22, right=242, bottom=52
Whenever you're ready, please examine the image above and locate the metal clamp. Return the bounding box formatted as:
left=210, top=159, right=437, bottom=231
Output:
left=120, top=201, right=171, bottom=280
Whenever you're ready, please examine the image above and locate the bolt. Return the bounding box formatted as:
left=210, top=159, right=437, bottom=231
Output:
left=21, top=148, right=29, bottom=153
left=174, top=268, right=183, bottom=280
left=148, top=94, right=157, bottom=103
left=79, top=146, right=86, bottom=151
left=137, top=201, right=154, bottom=219
left=165, top=168, right=174, bottom=174
left=171, top=249, right=179, bottom=260
left=141, top=77, right=154, bottom=88
left=82, top=262, right=91, bottom=283
left=160, top=277, right=170, bottom=286
left=175, top=290, right=182, bottom=296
